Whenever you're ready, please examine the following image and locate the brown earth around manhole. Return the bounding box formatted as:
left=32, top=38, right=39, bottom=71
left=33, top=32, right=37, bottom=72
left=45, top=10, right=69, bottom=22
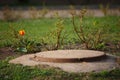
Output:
left=31, top=50, right=106, bottom=63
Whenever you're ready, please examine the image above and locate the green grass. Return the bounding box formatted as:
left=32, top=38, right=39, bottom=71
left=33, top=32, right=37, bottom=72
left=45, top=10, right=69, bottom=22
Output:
left=0, top=16, right=120, bottom=47
left=0, top=57, right=120, bottom=80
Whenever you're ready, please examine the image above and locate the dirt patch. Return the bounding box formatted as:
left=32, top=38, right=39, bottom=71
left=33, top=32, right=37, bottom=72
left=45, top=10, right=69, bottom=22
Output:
left=0, top=47, right=20, bottom=60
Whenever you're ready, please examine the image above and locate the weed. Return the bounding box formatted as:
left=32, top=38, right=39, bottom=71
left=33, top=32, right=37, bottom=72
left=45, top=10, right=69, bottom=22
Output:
left=99, top=4, right=109, bottom=16
left=8, top=25, right=41, bottom=53
left=14, top=31, right=41, bottom=53
left=71, top=9, right=106, bottom=50
left=39, top=6, right=49, bottom=18
left=41, top=13, right=66, bottom=50
left=69, top=5, right=76, bottom=16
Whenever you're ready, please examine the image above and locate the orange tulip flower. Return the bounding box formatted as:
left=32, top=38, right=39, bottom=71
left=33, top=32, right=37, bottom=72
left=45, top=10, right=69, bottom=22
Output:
left=19, top=30, right=25, bottom=36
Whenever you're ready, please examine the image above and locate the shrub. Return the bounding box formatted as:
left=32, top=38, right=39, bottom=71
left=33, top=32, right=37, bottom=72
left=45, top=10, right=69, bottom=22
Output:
left=41, top=13, right=66, bottom=50
left=71, top=9, right=106, bottom=50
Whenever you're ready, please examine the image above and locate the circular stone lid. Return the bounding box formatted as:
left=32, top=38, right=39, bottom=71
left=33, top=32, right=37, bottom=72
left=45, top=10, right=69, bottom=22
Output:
left=31, top=50, right=106, bottom=63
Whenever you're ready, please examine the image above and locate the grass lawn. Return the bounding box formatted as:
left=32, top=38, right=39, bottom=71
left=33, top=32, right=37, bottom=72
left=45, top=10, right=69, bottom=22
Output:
left=0, top=16, right=120, bottom=80
left=0, top=16, right=120, bottom=47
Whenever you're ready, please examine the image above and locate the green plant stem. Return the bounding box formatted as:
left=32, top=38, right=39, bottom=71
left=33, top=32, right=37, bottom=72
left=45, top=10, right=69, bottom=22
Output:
left=55, top=28, right=62, bottom=50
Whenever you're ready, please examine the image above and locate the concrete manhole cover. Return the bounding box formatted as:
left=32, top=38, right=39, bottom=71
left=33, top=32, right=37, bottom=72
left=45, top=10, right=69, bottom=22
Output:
left=31, top=50, right=106, bottom=63
left=9, top=50, right=119, bottom=73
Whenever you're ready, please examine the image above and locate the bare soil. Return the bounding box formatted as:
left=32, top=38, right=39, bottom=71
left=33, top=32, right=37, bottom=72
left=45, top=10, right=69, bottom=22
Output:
left=0, top=47, right=20, bottom=60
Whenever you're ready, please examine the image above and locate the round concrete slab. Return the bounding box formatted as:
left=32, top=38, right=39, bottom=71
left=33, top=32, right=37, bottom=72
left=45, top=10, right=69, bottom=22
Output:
left=31, top=50, right=106, bottom=63
left=9, top=53, right=119, bottom=73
